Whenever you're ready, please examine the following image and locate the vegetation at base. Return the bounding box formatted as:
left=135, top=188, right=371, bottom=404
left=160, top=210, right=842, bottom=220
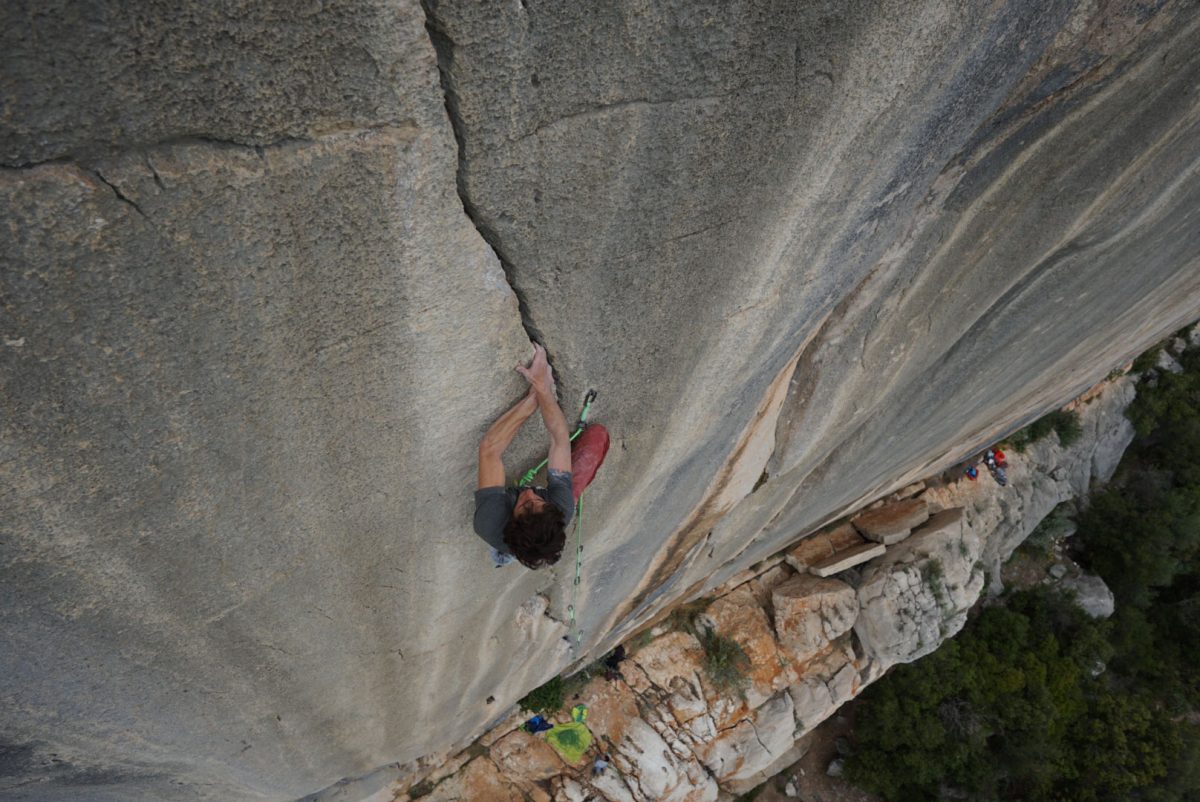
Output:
left=517, top=655, right=612, bottom=715
left=734, top=783, right=765, bottom=802
left=1006, top=408, right=1083, bottom=452
left=661, top=597, right=712, bottom=635
left=846, top=586, right=1191, bottom=801
left=1016, top=502, right=1075, bottom=561
left=846, top=336, right=1200, bottom=801
left=659, top=596, right=753, bottom=693
left=1131, top=344, right=1164, bottom=374
left=407, top=778, right=435, bottom=799
left=1077, top=343, right=1200, bottom=714
left=624, top=627, right=655, bottom=655
left=518, top=594, right=750, bottom=715
left=699, top=629, right=751, bottom=693
left=518, top=675, right=565, bottom=715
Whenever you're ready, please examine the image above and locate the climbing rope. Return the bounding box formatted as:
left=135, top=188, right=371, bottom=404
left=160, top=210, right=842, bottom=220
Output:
left=517, top=390, right=596, bottom=648
left=567, top=492, right=583, bottom=646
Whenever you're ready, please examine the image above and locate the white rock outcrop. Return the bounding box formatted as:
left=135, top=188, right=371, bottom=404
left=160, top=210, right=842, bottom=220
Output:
left=1061, top=573, right=1116, bottom=619
left=855, top=509, right=986, bottom=667
left=772, top=575, right=859, bottom=662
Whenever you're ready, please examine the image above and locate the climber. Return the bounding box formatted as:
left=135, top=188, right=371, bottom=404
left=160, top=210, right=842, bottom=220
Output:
left=993, top=465, right=1009, bottom=487
left=993, top=447, right=1008, bottom=468
left=603, top=644, right=627, bottom=681
left=474, top=344, right=609, bottom=569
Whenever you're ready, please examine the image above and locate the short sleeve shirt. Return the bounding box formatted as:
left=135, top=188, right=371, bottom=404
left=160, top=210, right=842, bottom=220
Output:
left=473, top=469, right=574, bottom=553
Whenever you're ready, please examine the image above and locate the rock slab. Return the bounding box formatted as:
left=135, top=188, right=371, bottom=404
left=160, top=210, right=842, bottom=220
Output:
left=852, top=498, right=931, bottom=544
left=810, top=542, right=888, bottom=578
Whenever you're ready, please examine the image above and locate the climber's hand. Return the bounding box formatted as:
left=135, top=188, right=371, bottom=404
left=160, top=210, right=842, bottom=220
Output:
left=517, top=343, right=555, bottom=398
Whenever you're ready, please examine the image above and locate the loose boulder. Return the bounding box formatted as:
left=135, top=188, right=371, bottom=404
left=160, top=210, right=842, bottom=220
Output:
left=1061, top=573, right=1116, bottom=619
left=810, top=542, right=887, bottom=577
left=784, top=524, right=867, bottom=572
left=852, top=498, right=931, bottom=545
left=488, top=730, right=566, bottom=784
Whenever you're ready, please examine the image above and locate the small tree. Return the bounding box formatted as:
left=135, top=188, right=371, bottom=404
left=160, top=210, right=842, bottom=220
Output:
left=699, top=629, right=751, bottom=693
left=518, top=675, right=565, bottom=715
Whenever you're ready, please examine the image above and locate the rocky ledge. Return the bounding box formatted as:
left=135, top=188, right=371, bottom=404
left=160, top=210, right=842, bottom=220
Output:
left=354, top=373, right=1133, bottom=802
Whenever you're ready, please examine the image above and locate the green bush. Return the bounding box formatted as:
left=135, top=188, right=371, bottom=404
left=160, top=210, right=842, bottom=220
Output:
left=1126, top=346, right=1200, bottom=443
left=1017, top=503, right=1074, bottom=561
left=1131, top=344, right=1163, bottom=374
left=661, top=597, right=712, bottom=636
left=699, top=629, right=751, bottom=693
left=844, top=590, right=1176, bottom=801
left=518, top=675, right=565, bottom=715
left=1007, top=409, right=1082, bottom=452
left=1050, top=409, right=1083, bottom=446
left=1076, top=343, right=1200, bottom=713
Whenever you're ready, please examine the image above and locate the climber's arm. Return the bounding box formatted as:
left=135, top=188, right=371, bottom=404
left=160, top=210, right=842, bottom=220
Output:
left=478, top=391, right=538, bottom=489
left=518, top=344, right=572, bottom=473
left=536, top=390, right=572, bottom=473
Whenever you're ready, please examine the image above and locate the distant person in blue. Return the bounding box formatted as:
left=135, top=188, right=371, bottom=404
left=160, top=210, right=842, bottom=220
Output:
left=474, top=344, right=573, bottom=568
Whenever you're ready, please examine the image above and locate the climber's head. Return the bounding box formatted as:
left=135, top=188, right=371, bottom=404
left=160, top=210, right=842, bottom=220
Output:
left=513, top=487, right=549, bottom=518
left=504, top=490, right=565, bottom=569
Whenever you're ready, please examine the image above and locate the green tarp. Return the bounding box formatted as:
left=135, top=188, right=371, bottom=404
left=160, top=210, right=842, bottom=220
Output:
left=545, top=722, right=592, bottom=763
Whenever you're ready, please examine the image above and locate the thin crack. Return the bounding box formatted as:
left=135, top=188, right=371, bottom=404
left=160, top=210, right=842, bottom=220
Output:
left=92, top=169, right=149, bottom=221
left=420, top=2, right=553, bottom=364
left=2, top=123, right=412, bottom=172
left=145, top=156, right=166, bottom=190
left=745, top=717, right=774, bottom=755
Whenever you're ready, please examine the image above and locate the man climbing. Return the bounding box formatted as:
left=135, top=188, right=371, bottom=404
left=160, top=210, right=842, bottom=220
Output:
left=474, top=344, right=608, bottom=569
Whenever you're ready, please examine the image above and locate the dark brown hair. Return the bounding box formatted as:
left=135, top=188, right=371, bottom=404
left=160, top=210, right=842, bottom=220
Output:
left=503, top=506, right=566, bottom=569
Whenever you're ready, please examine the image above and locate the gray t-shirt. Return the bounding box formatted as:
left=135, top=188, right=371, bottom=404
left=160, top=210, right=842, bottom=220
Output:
left=473, top=469, right=574, bottom=553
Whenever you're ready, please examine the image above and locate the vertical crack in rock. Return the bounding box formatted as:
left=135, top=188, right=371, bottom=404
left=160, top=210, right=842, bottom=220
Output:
left=421, top=3, right=550, bottom=357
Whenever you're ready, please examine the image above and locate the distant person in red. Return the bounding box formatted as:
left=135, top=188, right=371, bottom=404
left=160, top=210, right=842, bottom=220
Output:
left=993, top=448, right=1008, bottom=468
left=475, top=344, right=608, bottom=568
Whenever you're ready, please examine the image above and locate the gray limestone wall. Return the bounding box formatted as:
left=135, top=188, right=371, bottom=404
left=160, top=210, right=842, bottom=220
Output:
left=2, top=1, right=1200, bottom=800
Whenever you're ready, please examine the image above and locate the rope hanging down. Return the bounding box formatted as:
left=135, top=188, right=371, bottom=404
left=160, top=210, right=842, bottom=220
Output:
left=518, top=390, right=596, bottom=647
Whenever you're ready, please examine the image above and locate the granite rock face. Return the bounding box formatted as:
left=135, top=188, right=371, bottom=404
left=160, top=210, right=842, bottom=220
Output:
left=1, top=1, right=429, bottom=165
left=3, top=1, right=1200, bottom=800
